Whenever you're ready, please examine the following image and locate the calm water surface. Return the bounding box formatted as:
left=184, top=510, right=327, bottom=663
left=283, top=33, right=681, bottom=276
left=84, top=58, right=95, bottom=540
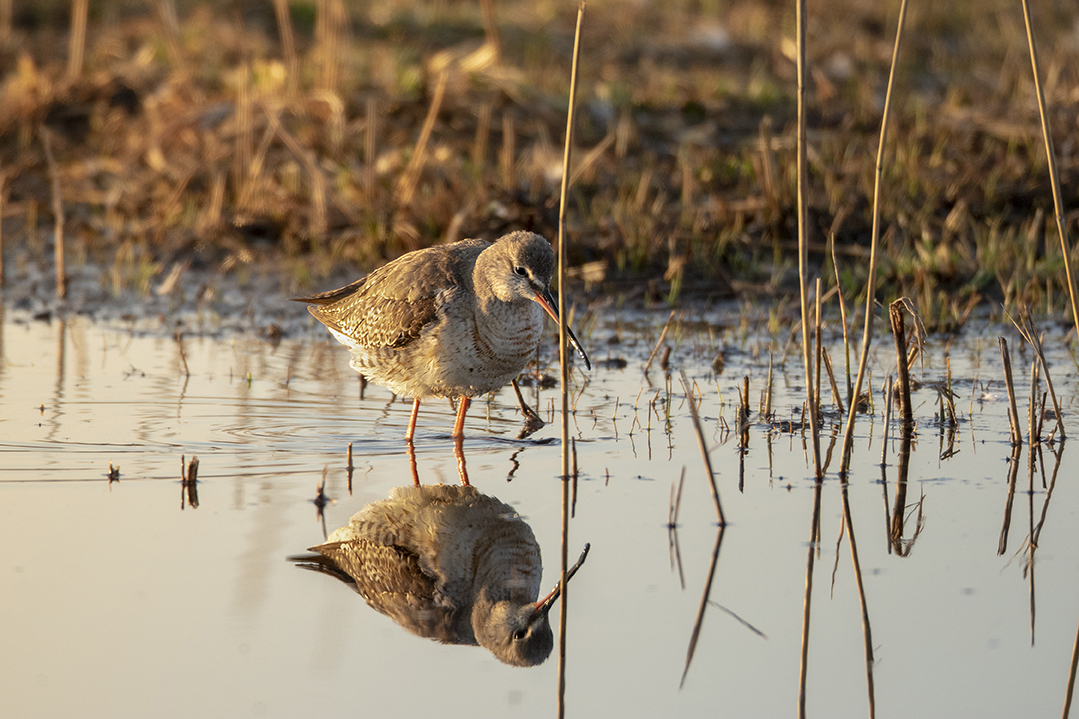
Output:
left=1, top=306, right=1077, bottom=718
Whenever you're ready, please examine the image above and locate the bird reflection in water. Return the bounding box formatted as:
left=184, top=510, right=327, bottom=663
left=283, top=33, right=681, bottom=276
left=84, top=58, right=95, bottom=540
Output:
left=293, top=476, right=588, bottom=667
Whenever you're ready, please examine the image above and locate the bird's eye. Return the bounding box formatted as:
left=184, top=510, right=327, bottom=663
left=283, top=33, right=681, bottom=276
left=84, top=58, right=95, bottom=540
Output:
left=514, top=266, right=527, bottom=277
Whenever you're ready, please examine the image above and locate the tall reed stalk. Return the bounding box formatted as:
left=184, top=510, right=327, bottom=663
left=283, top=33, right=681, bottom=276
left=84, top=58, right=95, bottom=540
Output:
left=66, top=0, right=88, bottom=81
left=1019, top=0, right=1079, bottom=341
left=556, top=5, right=585, bottom=717
left=839, top=0, right=909, bottom=472
left=795, top=0, right=821, bottom=481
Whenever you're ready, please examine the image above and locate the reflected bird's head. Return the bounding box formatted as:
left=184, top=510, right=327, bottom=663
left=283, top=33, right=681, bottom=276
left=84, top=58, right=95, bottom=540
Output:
left=475, top=598, right=555, bottom=668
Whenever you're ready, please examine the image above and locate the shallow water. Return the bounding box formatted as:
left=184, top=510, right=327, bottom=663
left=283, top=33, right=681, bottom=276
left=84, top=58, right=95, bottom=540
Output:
left=2, top=306, right=1078, bottom=718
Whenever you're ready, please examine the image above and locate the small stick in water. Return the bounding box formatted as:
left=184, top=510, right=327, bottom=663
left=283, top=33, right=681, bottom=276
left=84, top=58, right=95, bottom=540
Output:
left=822, top=347, right=845, bottom=416
left=889, top=301, right=913, bottom=426
left=999, top=337, right=1022, bottom=446
left=643, top=311, right=675, bottom=374
left=346, top=441, right=354, bottom=495
left=175, top=331, right=190, bottom=377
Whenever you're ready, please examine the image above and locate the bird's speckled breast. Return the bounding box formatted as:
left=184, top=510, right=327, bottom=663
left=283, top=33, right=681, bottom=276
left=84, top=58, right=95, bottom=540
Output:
left=335, top=292, right=544, bottom=398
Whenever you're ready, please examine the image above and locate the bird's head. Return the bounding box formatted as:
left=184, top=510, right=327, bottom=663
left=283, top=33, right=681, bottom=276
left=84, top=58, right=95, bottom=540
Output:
left=476, top=231, right=592, bottom=370
left=479, top=231, right=555, bottom=306
left=474, top=596, right=555, bottom=667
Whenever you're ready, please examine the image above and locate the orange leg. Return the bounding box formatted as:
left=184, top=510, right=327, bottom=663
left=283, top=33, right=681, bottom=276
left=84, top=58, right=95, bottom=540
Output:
left=452, top=396, right=471, bottom=438
left=405, top=398, right=421, bottom=442
left=453, top=436, right=470, bottom=486
left=406, top=439, right=420, bottom=486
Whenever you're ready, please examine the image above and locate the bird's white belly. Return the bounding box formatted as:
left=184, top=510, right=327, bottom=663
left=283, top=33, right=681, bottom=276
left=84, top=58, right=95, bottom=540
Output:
left=329, top=302, right=543, bottom=398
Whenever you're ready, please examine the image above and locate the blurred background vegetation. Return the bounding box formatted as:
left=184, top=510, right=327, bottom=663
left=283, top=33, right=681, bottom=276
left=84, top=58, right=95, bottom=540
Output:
left=1, top=0, right=1078, bottom=325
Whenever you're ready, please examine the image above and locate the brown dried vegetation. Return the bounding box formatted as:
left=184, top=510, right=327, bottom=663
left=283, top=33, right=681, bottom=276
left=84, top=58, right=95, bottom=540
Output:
left=1, top=0, right=1078, bottom=322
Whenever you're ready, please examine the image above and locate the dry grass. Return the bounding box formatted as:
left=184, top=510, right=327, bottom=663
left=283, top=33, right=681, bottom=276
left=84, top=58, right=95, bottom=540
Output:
left=0, top=0, right=1077, bottom=324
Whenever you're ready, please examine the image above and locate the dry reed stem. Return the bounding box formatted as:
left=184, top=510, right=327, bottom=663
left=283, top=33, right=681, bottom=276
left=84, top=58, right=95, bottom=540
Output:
left=1065, top=615, right=1079, bottom=717
left=501, top=113, right=515, bottom=188
left=680, top=372, right=726, bottom=525
left=557, top=6, right=585, bottom=716
left=1000, top=337, right=1022, bottom=445
left=880, top=378, right=893, bottom=466
left=741, top=374, right=750, bottom=427
left=814, top=277, right=822, bottom=415
left=644, top=310, right=676, bottom=374
left=365, top=97, right=379, bottom=198
left=890, top=301, right=913, bottom=426
left=398, top=71, right=448, bottom=209
left=236, top=124, right=274, bottom=211
left=235, top=62, right=253, bottom=199
left=1028, top=359, right=1039, bottom=469
left=0, top=173, right=6, bottom=287
left=830, top=235, right=853, bottom=405
left=758, top=116, right=779, bottom=211
left=66, top=0, right=88, bottom=81
left=346, top=441, right=353, bottom=494
left=182, top=455, right=199, bottom=510
left=795, top=0, right=821, bottom=482
left=316, top=0, right=345, bottom=94
left=569, top=132, right=615, bottom=188
left=839, top=0, right=909, bottom=472
left=1019, top=0, right=1079, bottom=341
left=39, top=126, right=65, bottom=299
left=271, top=0, right=299, bottom=96
left=1011, top=310, right=1065, bottom=440
left=175, top=331, right=189, bottom=377
left=266, top=108, right=328, bottom=239
left=153, top=0, right=194, bottom=95
left=0, top=0, right=10, bottom=42
left=473, top=102, right=492, bottom=170
left=822, top=347, right=844, bottom=415
left=200, top=171, right=225, bottom=234
left=479, top=0, right=502, bottom=63
left=765, top=350, right=774, bottom=419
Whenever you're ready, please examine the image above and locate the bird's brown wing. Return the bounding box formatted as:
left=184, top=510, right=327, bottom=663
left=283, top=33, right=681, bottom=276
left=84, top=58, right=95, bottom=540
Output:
left=310, top=539, right=437, bottom=604
left=291, top=239, right=488, bottom=349
left=310, top=539, right=469, bottom=642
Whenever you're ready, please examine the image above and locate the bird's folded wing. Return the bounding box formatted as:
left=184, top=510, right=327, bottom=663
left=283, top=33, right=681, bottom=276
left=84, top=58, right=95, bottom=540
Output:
left=295, top=240, right=487, bottom=349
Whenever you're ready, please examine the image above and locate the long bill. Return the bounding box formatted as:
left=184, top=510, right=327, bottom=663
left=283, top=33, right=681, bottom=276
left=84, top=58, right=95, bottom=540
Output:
left=533, top=289, right=592, bottom=371
left=532, top=543, right=591, bottom=619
